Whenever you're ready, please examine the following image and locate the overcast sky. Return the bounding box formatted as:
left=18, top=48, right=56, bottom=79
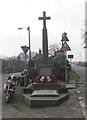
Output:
left=0, top=0, right=86, bottom=61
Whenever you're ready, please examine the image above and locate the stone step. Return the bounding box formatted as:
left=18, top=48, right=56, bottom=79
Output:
left=32, top=82, right=61, bottom=90
left=23, top=83, right=68, bottom=94
left=31, top=90, right=59, bottom=97
left=66, top=84, right=76, bottom=89
left=23, top=93, right=69, bottom=107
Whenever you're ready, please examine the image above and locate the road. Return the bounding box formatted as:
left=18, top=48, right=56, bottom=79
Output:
left=1, top=66, right=86, bottom=119
left=72, top=65, right=86, bottom=102
left=0, top=60, right=2, bottom=120
left=72, top=65, right=87, bottom=119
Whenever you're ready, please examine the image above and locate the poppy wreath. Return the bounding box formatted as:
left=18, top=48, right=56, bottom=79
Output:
left=35, top=74, right=57, bottom=83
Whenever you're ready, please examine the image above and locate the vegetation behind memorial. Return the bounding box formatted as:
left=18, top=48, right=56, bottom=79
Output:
left=69, top=70, right=78, bottom=80
left=2, top=55, right=25, bottom=73
left=2, top=52, right=36, bottom=73
left=2, top=51, right=72, bottom=81
left=53, top=59, right=71, bottom=81
left=2, top=45, right=73, bottom=82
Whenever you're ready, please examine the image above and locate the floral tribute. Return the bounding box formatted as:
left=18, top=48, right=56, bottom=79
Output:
left=35, top=74, right=57, bottom=83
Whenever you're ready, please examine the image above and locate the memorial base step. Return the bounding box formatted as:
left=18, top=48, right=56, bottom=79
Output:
left=23, top=93, right=69, bottom=107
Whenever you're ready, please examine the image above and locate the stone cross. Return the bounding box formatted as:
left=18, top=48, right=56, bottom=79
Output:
left=38, top=11, right=51, bottom=64
left=39, top=11, right=51, bottom=28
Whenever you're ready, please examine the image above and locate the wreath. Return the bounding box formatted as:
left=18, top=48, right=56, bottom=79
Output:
left=35, top=74, right=57, bottom=83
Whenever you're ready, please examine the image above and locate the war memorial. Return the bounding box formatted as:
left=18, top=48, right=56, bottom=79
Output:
left=23, top=11, right=69, bottom=107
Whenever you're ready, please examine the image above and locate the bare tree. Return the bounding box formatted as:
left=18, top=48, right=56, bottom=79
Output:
left=18, top=51, right=36, bottom=62
left=48, top=43, right=60, bottom=56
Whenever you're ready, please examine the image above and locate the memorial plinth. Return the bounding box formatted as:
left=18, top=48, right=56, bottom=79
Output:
left=23, top=77, right=69, bottom=107
left=23, top=93, right=69, bottom=107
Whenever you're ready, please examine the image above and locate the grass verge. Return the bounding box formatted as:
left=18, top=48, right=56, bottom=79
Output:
left=68, top=70, right=78, bottom=80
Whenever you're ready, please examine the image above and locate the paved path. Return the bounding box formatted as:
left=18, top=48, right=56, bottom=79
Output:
left=72, top=65, right=87, bottom=120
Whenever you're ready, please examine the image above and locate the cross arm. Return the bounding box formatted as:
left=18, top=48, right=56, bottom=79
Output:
left=38, top=17, right=51, bottom=20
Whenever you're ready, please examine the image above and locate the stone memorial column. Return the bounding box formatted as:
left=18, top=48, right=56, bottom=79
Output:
left=39, top=11, right=51, bottom=64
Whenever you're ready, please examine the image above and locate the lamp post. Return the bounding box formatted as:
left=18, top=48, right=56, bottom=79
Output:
left=18, top=26, right=31, bottom=61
